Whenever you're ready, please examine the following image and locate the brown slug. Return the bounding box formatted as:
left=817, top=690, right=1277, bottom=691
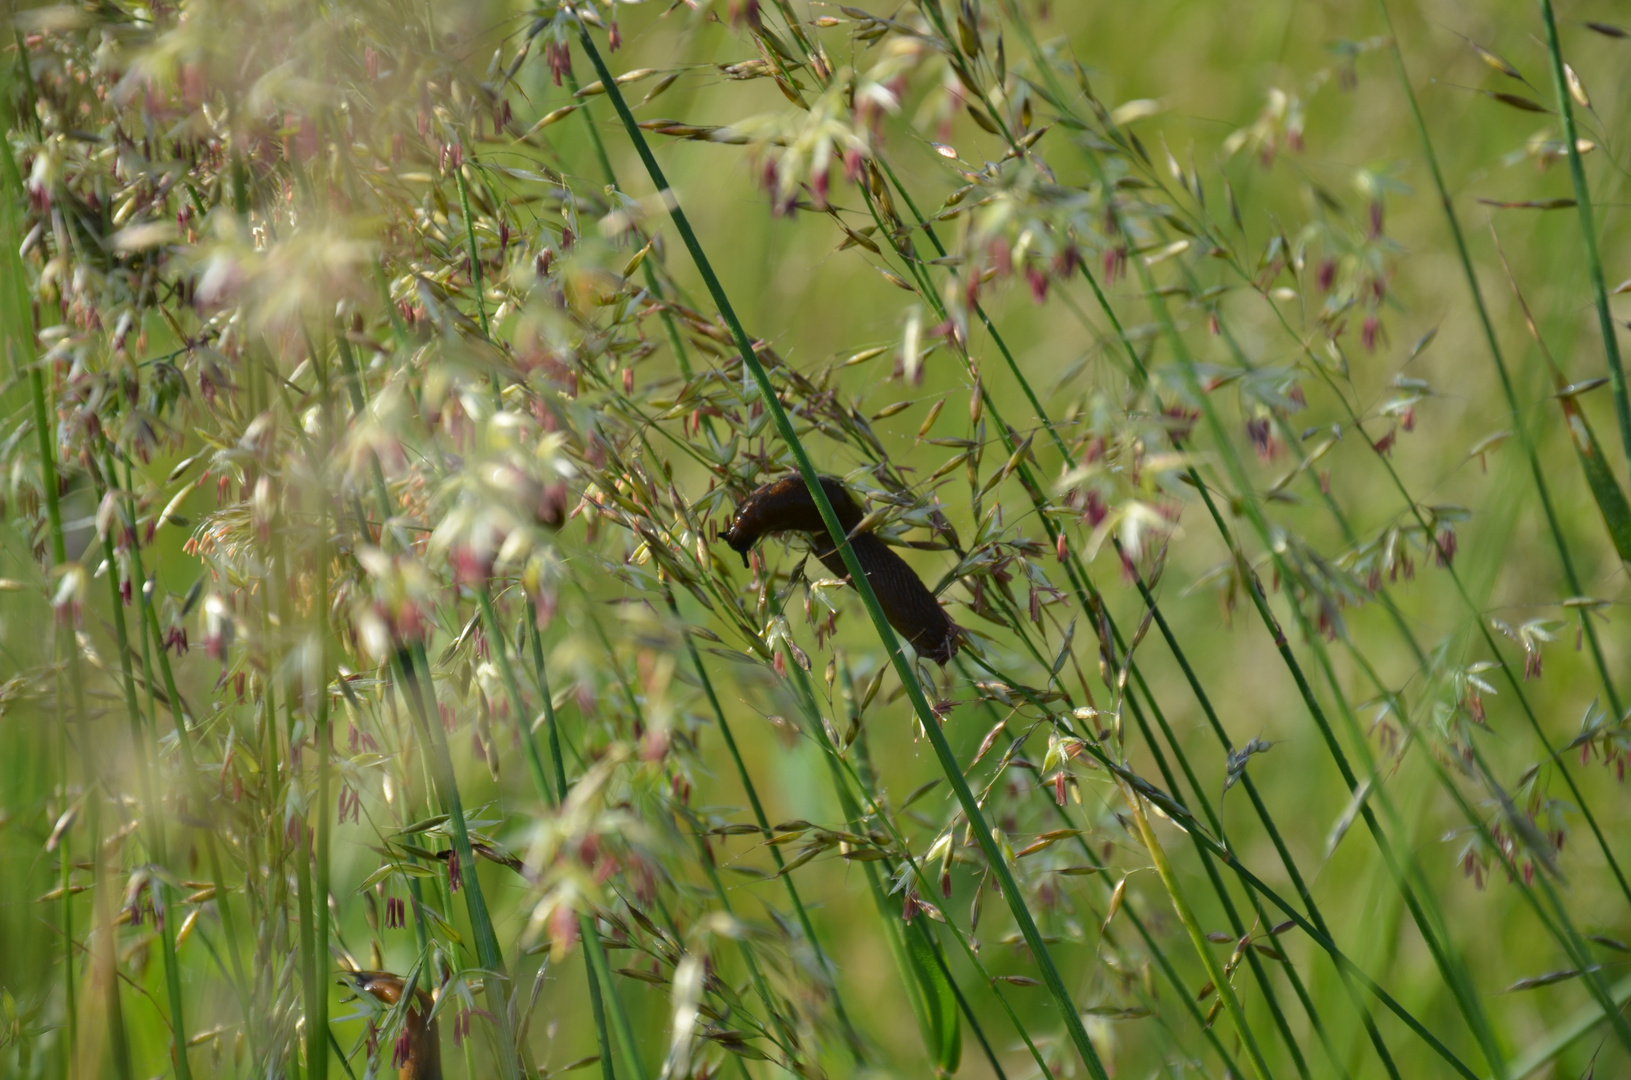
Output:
left=345, top=970, right=441, bottom=1080
left=723, top=474, right=960, bottom=664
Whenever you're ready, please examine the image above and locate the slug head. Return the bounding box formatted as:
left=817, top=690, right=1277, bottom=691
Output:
left=723, top=522, right=754, bottom=567
left=722, top=474, right=862, bottom=569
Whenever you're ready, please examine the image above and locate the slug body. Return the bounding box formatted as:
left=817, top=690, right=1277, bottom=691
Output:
left=345, top=971, right=442, bottom=1080
left=723, top=474, right=960, bottom=664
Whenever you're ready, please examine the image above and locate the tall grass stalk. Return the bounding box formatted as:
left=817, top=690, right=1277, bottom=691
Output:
left=1013, top=64, right=1510, bottom=1080
left=395, top=641, right=524, bottom=1079
left=95, top=444, right=193, bottom=1080
left=1371, top=0, right=1624, bottom=718
left=1137, top=77, right=1631, bottom=929
left=1537, top=0, right=1631, bottom=467
left=3, top=89, right=83, bottom=1070
left=574, top=24, right=1115, bottom=1080
left=875, top=147, right=1369, bottom=1080
left=894, top=22, right=1366, bottom=1053
left=557, top=81, right=871, bottom=1055
left=270, top=495, right=326, bottom=1080
left=501, top=587, right=707, bottom=1077
left=312, top=355, right=335, bottom=1080
left=664, top=589, right=867, bottom=1061
left=880, top=23, right=1437, bottom=1075
left=519, top=609, right=645, bottom=1080
left=583, top=609, right=822, bottom=1063
left=1120, top=776, right=1273, bottom=1080
left=962, top=636, right=1482, bottom=1078
left=1098, top=124, right=1631, bottom=1066
left=1291, top=303, right=1631, bottom=914
left=1176, top=227, right=1619, bottom=1072
left=949, top=660, right=1248, bottom=1075
left=771, top=621, right=1042, bottom=1077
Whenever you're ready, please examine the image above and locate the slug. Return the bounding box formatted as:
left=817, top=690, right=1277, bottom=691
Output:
left=723, top=474, right=960, bottom=664
left=345, top=970, right=442, bottom=1080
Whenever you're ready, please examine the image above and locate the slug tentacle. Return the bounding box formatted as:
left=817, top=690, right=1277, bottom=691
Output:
left=723, top=474, right=960, bottom=664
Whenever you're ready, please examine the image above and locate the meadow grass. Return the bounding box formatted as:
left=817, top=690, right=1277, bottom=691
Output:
left=3, top=1, right=1631, bottom=1078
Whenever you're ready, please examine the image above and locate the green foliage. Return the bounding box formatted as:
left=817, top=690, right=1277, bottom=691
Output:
left=3, top=1, right=1631, bottom=1078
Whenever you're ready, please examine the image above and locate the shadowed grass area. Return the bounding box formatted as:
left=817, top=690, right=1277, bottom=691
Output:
left=3, top=1, right=1631, bottom=1078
